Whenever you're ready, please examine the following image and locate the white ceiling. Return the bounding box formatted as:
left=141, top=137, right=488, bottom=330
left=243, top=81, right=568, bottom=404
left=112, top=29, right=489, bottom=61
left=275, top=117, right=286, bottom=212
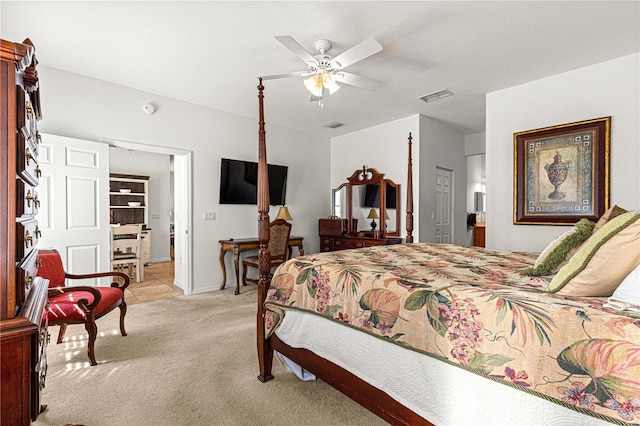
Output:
left=2, top=1, right=639, bottom=138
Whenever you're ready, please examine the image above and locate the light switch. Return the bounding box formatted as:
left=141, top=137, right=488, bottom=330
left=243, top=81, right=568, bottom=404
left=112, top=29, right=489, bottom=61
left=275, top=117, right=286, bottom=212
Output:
left=203, top=212, right=216, bottom=221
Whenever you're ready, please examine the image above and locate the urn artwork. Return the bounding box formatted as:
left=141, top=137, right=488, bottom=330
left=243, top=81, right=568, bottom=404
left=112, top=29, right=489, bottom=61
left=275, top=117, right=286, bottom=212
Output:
left=514, top=116, right=610, bottom=224
left=544, top=152, right=569, bottom=200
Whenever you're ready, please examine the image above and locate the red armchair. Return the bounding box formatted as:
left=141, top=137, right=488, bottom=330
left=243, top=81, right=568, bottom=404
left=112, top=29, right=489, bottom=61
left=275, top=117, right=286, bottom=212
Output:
left=37, top=249, right=131, bottom=366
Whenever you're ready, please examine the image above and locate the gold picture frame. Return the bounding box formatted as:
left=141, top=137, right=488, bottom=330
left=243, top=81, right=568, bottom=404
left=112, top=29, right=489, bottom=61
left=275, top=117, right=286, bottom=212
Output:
left=514, top=117, right=610, bottom=225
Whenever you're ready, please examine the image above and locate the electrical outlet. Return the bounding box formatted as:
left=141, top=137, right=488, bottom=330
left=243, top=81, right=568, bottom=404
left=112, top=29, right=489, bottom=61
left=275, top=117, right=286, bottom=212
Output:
left=151, top=213, right=160, bottom=220
left=203, top=211, right=216, bottom=221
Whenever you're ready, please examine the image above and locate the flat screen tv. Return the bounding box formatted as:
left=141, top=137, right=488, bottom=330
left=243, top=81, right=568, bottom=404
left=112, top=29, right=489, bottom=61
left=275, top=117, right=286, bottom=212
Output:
left=363, top=183, right=396, bottom=209
left=219, top=158, right=288, bottom=205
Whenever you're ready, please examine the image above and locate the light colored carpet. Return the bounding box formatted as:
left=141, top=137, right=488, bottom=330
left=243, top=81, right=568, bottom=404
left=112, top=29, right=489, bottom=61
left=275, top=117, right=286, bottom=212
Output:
left=37, top=286, right=387, bottom=426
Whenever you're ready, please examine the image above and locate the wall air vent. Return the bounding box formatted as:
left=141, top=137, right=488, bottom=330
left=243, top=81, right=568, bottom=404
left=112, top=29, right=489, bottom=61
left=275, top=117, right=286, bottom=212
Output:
left=418, top=89, right=454, bottom=103
left=322, top=121, right=346, bottom=129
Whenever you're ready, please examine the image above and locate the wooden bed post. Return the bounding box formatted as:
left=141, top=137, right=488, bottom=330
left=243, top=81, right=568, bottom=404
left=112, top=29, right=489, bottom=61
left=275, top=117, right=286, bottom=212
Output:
left=256, top=78, right=274, bottom=382
left=405, top=133, right=414, bottom=243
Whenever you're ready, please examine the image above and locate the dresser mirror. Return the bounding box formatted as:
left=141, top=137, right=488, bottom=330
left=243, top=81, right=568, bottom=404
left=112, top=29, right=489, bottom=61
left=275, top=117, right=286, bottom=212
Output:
left=331, top=166, right=400, bottom=237
left=332, top=183, right=348, bottom=219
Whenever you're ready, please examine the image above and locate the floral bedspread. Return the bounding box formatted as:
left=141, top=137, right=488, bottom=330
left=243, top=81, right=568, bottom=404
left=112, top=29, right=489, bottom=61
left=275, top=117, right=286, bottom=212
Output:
left=264, top=243, right=640, bottom=424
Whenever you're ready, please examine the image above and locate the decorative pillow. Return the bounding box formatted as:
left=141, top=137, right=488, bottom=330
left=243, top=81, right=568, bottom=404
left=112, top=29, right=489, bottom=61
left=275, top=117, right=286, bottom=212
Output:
left=524, top=218, right=595, bottom=276
left=603, top=263, right=640, bottom=312
left=593, top=204, right=627, bottom=234
left=548, top=211, right=640, bottom=296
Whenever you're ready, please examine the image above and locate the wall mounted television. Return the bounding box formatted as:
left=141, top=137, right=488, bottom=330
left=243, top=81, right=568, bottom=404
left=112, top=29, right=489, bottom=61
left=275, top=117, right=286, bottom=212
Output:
left=219, top=158, right=288, bottom=205
left=363, top=183, right=396, bottom=209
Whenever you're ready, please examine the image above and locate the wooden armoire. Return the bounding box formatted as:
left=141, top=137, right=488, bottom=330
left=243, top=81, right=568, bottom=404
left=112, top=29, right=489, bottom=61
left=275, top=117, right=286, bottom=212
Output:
left=1, top=38, right=49, bottom=425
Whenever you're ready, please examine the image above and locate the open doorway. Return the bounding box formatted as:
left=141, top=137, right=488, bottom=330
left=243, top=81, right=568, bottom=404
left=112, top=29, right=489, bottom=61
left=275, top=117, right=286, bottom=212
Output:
left=105, top=138, right=193, bottom=296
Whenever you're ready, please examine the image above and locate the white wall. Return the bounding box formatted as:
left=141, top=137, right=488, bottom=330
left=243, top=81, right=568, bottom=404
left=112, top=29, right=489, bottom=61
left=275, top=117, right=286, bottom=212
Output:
left=465, top=132, right=486, bottom=156
left=38, top=66, right=330, bottom=294
left=330, top=114, right=468, bottom=245
left=486, top=53, right=640, bottom=252
left=331, top=115, right=420, bottom=240
left=109, top=147, right=172, bottom=262
left=418, top=115, right=467, bottom=245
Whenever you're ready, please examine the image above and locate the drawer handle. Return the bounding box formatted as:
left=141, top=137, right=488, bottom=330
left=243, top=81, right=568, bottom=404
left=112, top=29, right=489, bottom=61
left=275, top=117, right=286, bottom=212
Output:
left=26, top=101, right=33, bottom=119
left=25, top=271, right=33, bottom=288
left=25, top=230, right=33, bottom=247
left=36, top=226, right=42, bottom=238
left=26, top=190, right=34, bottom=207
left=36, top=257, right=42, bottom=268
left=34, top=195, right=40, bottom=208
left=36, top=131, right=42, bottom=144
left=36, top=166, right=42, bottom=178
left=25, top=147, right=33, bottom=165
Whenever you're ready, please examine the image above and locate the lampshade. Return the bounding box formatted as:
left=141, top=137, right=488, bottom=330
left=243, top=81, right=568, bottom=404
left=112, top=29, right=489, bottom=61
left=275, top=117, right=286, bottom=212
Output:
left=304, top=70, right=340, bottom=97
left=303, top=74, right=323, bottom=97
left=322, top=71, right=340, bottom=95
left=276, top=206, right=293, bottom=221
left=367, top=208, right=379, bottom=219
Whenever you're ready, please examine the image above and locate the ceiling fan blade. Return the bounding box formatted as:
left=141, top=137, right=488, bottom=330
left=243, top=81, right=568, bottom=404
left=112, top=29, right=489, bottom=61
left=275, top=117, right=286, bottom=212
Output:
left=260, top=71, right=312, bottom=80
left=330, top=38, right=383, bottom=69
left=335, top=72, right=382, bottom=91
left=275, top=35, right=318, bottom=66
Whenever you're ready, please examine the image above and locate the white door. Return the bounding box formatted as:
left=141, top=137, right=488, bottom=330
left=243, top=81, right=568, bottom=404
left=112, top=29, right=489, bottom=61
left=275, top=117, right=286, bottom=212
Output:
left=37, top=134, right=110, bottom=285
left=435, top=167, right=453, bottom=243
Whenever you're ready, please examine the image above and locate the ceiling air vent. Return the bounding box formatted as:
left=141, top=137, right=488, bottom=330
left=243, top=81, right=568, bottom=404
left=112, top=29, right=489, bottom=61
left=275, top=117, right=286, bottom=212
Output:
left=418, top=89, right=454, bottom=103
left=322, top=121, right=346, bottom=129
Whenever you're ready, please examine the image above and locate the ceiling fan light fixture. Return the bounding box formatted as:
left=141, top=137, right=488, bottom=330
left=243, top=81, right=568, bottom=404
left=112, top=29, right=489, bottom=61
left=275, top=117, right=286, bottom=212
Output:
left=322, top=72, right=340, bottom=95
left=304, top=74, right=323, bottom=97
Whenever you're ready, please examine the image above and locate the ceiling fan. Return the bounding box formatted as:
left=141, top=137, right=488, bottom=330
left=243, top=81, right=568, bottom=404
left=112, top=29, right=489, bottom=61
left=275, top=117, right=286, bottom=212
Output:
left=261, top=35, right=383, bottom=105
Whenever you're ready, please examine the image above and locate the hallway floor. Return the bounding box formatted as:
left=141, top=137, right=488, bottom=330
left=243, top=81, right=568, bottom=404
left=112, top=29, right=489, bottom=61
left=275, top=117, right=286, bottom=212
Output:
left=124, top=260, right=182, bottom=305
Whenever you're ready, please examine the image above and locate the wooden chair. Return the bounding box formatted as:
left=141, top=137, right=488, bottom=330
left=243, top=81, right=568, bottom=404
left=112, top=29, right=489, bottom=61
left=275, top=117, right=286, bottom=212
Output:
left=37, top=249, right=131, bottom=366
left=241, top=219, right=292, bottom=294
left=110, top=224, right=144, bottom=282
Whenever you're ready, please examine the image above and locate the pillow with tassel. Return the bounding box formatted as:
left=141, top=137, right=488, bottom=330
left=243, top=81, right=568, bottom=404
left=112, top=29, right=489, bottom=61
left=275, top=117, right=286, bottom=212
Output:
left=523, top=218, right=595, bottom=276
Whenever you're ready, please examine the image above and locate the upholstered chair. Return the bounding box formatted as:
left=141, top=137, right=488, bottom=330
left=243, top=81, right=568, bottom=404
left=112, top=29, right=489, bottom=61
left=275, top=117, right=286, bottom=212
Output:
left=241, top=219, right=292, bottom=294
left=37, top=249, right=130, bottom=366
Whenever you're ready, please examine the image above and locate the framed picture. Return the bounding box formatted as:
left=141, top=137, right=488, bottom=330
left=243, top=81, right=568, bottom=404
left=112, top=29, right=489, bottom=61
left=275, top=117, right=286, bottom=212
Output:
left=514, top=117, right=610, bottom=225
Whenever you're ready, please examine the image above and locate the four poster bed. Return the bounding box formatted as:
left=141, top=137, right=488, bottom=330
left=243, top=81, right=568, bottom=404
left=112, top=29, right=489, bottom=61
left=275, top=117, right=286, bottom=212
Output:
left=254, top=80, right=640, bottom=425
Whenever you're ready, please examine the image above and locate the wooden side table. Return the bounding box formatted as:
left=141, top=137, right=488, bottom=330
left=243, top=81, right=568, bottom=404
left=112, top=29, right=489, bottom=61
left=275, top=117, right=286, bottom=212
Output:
left=219, top=236, right=304, bottom=294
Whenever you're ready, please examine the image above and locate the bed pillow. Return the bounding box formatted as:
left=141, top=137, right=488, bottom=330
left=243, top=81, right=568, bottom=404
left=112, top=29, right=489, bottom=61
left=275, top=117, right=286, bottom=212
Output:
left=523, top=218, right=594, bottom=276
left=603, top=263, right=640, bottom=312
left=593, top=204, right=627, bottom=234
left=548, top=211, right=640, bottom=296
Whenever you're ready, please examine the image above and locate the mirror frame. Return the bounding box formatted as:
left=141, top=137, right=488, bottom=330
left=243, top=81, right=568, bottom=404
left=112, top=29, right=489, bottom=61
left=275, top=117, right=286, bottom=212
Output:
left=382, top=178, right=401, bottom=236
left=333, top=167, right=400, bottom=237
left=331, top=183, right=348, bottom=220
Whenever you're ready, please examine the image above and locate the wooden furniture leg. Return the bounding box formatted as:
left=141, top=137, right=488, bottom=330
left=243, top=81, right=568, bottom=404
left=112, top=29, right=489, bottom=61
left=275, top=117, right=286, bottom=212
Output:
left=233, top=247, right=241, bottom=294
left=84, top=312, right=98, bottom=366
left=57, top=324, right=67, bottom=344
left=219, top=246, right=228, bottom=290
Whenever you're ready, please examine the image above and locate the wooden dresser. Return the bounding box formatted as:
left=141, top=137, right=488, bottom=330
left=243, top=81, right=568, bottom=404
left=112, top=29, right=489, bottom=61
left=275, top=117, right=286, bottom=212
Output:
left=1, top=38, right=49, bottom=425
left=473, top=222, right=486, bottom=248
left=320, top=234, right=403, bottom=252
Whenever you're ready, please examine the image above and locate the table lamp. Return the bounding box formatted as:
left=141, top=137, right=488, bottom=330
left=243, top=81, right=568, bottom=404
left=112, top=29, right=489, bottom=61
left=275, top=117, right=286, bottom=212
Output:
left=367, top=208, right=379, bottom=231
left=276, top=206, right=293, bottom=221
